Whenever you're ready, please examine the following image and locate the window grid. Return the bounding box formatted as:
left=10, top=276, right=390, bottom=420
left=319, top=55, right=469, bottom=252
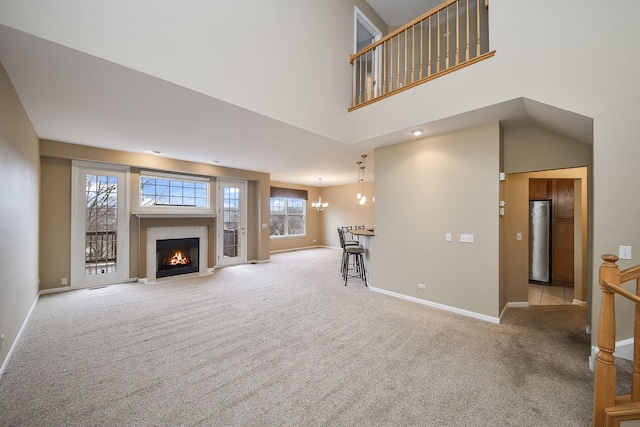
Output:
left=85, top=173, right=118, bottom=275
left=269, top=197, right=306, bottom=237
left=140, top=176, right=208, bottom=208
left=223, top=186, right=241, bottom=258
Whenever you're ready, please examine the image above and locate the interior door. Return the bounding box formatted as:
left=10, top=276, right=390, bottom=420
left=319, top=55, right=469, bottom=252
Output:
left=217, top=179, right=247, bottom=267
left=71, top=161, right=129, bottom=287
left=355, top=7, right=382, bottom=101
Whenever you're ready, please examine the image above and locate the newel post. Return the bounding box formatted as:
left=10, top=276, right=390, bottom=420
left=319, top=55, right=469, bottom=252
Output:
left=593, top=254, right=621, bottom=427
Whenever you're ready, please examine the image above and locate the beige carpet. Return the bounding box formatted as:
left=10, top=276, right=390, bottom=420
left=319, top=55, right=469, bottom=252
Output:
left=0, top=248, right=602, bottom=425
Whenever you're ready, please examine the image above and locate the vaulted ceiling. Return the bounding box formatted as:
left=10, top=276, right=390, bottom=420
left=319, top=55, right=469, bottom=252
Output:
left=0, top=2, right=592, bottom=186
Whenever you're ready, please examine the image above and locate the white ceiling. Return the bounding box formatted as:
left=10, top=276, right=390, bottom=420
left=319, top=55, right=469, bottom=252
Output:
left=0, top=2, right=593, bottom=187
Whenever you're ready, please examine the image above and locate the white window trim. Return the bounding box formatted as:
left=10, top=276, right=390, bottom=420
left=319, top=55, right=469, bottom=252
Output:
left=269, top=197, right=307, bottom=238
left=138, top=170, right=214, bottom=214
left=71, top=161, right=130, bottom=287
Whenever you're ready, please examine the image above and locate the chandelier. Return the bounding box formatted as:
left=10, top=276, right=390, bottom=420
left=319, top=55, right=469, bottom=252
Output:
left=356, top=154, right=367, bottom=205
left=311, top=178, right=329, bottom=212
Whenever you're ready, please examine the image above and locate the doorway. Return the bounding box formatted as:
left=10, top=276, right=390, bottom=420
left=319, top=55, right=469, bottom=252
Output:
left=71, top=161, right=130, bottom=287
left=354, top=7, right=382, bottom=102
left=526, top=176, right=581, bottom=306
left=217, top=179, right=247, bottom=267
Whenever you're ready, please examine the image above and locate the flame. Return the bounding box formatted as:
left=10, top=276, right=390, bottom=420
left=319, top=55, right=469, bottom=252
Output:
left=167, top=251, right=190, bottom=266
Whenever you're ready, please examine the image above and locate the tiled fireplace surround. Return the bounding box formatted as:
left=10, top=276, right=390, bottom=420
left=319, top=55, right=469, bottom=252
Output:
left=137, top=216, right=216, bottom=282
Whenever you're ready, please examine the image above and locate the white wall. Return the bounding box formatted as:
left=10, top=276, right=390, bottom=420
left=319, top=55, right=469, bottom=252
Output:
left=0, top=61, right=40, bottom=373
left=347, top=0, right=628, bottom=143
left=0, top=0, right=382, bottom=143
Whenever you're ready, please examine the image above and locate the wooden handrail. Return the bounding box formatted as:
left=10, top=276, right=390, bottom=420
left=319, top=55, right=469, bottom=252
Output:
left=601, top=280, right=640, bottom=306
left=350, top=0, right=460, bottom=62
left=594, top=254, right=640, bottom=426
left=349, top=0, right=493, bottom=109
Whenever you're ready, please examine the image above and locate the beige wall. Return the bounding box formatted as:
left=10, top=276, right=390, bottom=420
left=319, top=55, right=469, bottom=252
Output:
left=372, top=123, right=501, bottom=319
left=268, top=181, right=375, bottom=253
left=503, top=125, right=592, bottom=174
left=39, top=157, right=72, bottom=289
left=321, top=182, right=375, bottom=248
left=0, top=61, right=40, bottom=371
left=269, top=181, right=324, bottom=253
left=39, top=140, right=271, bottom=289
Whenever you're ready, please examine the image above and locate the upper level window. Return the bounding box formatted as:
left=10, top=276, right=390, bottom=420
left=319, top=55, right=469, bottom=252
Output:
left=270, top=197, right=306, bottom=237
left=140, top=171, right=210, bottom=209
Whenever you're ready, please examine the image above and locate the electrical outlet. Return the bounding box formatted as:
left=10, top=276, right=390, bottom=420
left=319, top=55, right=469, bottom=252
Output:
left=619, top=246, right=632, bottom=260
left=61, top=277, right=68, bottom=285
left=460, top=234, right=474, bottom=243
left=445, top=233, right=452, bottom=242
left=516, top=233, right=522, bottom=241
left=418, top=283, right=426, bottom=290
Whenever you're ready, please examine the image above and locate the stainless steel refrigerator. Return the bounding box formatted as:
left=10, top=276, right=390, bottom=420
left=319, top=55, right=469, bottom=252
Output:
left=529, top=200, right=551, bottom=283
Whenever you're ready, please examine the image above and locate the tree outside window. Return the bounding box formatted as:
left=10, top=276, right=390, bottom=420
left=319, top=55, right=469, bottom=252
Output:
left=270, top=197, right=306, bottom=237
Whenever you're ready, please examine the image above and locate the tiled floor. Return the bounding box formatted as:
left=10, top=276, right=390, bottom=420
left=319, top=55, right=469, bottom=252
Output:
left=528, top=282, right=575, bottom=305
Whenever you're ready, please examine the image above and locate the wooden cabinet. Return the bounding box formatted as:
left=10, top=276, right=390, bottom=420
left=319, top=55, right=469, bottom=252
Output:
left=529, top=179, right=549, bottom=200
left=552, top=179, right=574, bottom=283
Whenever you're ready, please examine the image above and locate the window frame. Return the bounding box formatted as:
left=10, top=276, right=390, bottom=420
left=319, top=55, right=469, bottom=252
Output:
left=138, top=171, right=212, bottom=213
left=269, top=196, right=307, bottom=238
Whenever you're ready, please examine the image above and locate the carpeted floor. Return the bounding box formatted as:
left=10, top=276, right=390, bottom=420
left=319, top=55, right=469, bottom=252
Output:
left=0, top=248, right=604, bottom=426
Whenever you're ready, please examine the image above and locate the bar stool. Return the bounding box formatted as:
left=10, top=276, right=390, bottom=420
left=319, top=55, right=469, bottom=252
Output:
left=338, top=228, right=367, bottom=286
left=342, top=244, right=367, bottom=286
left=337, top=227, right=359, bottom=274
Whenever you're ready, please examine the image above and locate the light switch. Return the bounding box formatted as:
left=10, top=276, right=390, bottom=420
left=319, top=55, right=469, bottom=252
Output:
left=445, top=233, right=452, bottom=242
left=516, top=233, right=522, bottom=241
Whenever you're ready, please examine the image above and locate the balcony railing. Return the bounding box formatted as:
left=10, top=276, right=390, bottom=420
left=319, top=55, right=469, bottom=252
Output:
left=350, top=0, right=495, bottom=110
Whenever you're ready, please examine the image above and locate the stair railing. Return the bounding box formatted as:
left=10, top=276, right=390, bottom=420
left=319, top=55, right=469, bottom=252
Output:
left=594, top=254, right=640, bottom=426
left=349, top=0, right=495, bottom=110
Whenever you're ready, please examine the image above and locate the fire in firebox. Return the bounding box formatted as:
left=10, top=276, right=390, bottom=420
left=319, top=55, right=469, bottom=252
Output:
left=156, top=237, right=200, bottom=278
left=167, top=251, right=191, bottom=266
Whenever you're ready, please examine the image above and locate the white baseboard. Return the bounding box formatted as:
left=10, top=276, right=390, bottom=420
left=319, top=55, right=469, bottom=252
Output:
left=507, top=302, right=529, bottom=308
left=0, top=294, right=39, bottom=379
left=498, top=302, right=529, bottom=322
left=269, top=245, right=333, bottom=254
left=368, top=285, right=500, bottom=324
left=572, top=298, right=587, bottom=307
left=39, top=277, right=138, bottom=294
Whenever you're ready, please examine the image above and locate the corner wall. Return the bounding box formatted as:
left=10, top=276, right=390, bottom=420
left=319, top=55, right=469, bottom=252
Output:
left=0, top=61, right=40, bottom=372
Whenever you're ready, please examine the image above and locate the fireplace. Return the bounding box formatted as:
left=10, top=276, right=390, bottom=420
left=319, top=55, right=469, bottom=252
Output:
left=143, top=224, right=209, bottom=282
left=156, top=237, right=199, bottom=278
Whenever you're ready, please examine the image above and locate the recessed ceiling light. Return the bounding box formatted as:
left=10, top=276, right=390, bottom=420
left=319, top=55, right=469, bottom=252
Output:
left=151, top=150, right=162, bottom=155
left=411, top=129, right=423, bottom=136
left=211, top=160, right=219, bottom=164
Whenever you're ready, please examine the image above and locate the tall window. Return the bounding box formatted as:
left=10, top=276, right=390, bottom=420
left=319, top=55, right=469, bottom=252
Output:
left=270, top=197, right=306, bottom=237
left=140, top=172, right=209, bottom=209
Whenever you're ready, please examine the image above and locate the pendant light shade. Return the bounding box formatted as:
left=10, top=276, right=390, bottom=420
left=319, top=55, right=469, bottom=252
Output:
left=357, top=155, right=367, bottom=205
